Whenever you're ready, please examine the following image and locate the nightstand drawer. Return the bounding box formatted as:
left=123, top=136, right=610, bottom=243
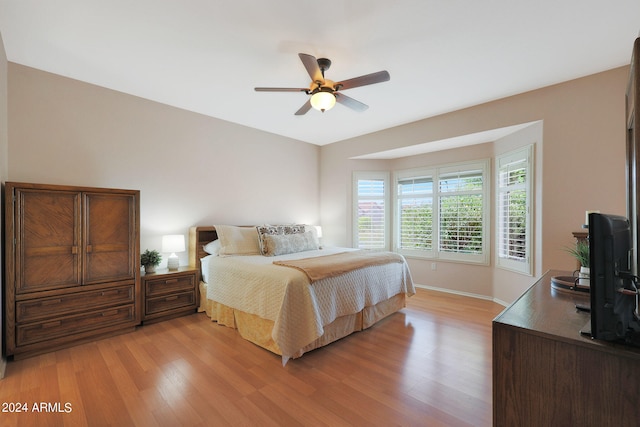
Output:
left=146, top=291, right=195, bottom=315
left=145, top=274, right=195, bottom=297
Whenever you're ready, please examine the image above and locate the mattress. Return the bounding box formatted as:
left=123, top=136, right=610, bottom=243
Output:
left=202, top=247, right=415, bottom=362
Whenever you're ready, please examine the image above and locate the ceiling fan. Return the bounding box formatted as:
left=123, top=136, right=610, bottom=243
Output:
left=254, top=53, right=390, bottom=115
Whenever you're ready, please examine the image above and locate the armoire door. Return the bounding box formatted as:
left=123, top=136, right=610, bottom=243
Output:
left=83, top=192, right=137, bottom=284
left=14, top=188, right=82, bottom=293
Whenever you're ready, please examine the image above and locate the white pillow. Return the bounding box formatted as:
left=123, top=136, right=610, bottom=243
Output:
left=203, top=239, right=221, bottom=256
left=262, top=230, right=319, bottom=256
left=200, top=254, right=215, bottom=283
left=214, top=225, right=261, bottom=256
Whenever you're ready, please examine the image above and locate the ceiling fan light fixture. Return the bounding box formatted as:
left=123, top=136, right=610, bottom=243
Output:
left=310, top=89, right=336, bottom=112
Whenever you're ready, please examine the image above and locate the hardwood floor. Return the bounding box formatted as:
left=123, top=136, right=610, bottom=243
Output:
left=0, top=289, right=504, bottom=426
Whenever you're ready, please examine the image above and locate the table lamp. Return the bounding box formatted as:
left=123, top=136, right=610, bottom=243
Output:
left=162, top=234, right=185, bottom=271
left=315, top=225, right=323, bottom=249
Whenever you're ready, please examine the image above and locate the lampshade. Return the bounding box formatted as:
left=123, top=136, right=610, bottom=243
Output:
left=162, top=235, right=185, bottom=253
left=310, top=90, right=336, bottom=112
left=162, top=234, right=185, bottom=270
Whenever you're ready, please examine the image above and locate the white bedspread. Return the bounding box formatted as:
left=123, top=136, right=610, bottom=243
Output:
left=205, top=247, right=415, bottom=359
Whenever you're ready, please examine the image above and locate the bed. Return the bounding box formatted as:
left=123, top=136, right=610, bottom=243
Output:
left=188, top=225, right=415, bottom=364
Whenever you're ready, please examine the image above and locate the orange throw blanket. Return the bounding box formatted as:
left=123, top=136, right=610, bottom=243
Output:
left=273, top=250, right=406, bottom=282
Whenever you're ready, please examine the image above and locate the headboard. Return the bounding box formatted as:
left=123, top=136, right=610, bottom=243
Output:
left=188, top=226, right=218, bottom=283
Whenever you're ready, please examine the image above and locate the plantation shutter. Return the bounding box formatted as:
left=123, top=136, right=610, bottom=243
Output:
left=496, top=145, right=533, bottom=275
left=498, top=162, right=527, bottom=260
left=397, top=177, right=433, bottom=251
left=356, top=176, right=387, bottom=249
left=438, top=169, right=484, bottom=254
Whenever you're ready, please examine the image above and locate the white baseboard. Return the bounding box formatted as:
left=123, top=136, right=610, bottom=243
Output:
left=493, top=298, right=511, bottom=307
left=414, top=283, right=509, bottom=307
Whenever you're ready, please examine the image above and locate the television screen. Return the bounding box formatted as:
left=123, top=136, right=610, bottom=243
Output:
left=589, top=212, right=640, bottom=344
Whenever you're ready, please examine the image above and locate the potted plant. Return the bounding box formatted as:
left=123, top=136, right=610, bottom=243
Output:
left=141, top=249, right=162, bottom=274
left=565, top=240, right=590, bottom=286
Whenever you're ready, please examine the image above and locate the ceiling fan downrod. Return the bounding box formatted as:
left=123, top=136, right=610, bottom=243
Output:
left=317, top=58, right=331, bottom=79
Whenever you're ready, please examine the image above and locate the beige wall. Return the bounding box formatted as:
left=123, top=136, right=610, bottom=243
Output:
left=320, top=66, right=629, bottom=303
left=7, top=64, right=320, bottom=267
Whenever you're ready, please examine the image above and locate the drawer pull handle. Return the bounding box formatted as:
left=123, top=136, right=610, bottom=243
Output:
left=164, top=279, right=179, bottom=284
left=41, top=321, right=61, bottom=329
left=41, top=299, right=62, bottom=306
left=165, top=296, right=179, bottom=301
left=101, top=290, right=119, bottom=297
left=102, top=309, right=119, bottom=317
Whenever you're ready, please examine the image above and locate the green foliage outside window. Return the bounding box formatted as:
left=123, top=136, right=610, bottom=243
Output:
left=398, top=175, right=484, bottom=254
left=439, top=194, right=483, bottom=253
left=399, top=204, right=433, bottom=250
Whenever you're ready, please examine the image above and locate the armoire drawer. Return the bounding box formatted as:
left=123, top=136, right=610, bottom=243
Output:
left=16, top=305, right=136, bottom=346
left=145, top=274, right=195, bottom=297
left=146, top=291, right=195, bottom=315
left=16, top=285, right=135, bottom=323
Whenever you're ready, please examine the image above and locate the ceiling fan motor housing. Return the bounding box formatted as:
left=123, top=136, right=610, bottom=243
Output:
left=309, top=79, right=337, bottom=94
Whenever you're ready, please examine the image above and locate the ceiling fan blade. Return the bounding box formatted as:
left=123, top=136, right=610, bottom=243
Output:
left=335, top=93, right=368, bottom=112
left=255, top=87, right=308, bottom=92
left=294, top=99, right=312, bottom=115
left=299, top=53, right=323, bottom=83
left=336, top=70, right=390, bottom=91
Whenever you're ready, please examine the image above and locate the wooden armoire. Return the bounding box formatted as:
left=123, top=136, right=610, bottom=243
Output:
left=3, top=182, right=140, bottom=359
left=628, top=37, right=640, bottom=276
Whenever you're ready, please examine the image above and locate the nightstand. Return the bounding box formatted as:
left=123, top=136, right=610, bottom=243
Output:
left=141, top=266, right=199, bottom=323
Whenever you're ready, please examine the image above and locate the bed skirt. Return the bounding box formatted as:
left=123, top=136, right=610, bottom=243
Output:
left=198, top=281, right=405, bottom=360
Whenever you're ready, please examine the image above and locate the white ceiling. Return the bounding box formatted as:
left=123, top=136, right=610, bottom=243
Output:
left=0, top=1, right=639, bottom=146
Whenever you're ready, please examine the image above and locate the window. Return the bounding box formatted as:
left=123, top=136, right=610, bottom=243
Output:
left=395, top=160, right=490, bottom=264
left=438, top=167, right=485, bottom=258
left=397, top=176, right=434, bottom=257
left=496, top=145, right=533, bottom=275
left=353, top=172, right=389, bottom=249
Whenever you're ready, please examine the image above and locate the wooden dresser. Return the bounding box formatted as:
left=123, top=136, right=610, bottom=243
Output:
left=493, top=270, right=640, bottom=426
left=3, top=182, right=140, bottom=359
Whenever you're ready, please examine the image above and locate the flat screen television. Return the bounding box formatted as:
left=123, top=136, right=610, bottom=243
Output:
left=588, top=212, right=640, bottom=344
